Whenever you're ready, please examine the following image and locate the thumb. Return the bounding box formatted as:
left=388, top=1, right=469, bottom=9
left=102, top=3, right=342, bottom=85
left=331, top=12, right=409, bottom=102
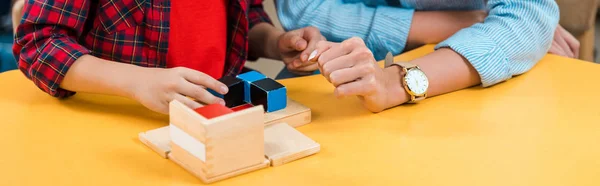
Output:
left=280, top=30, right=308, bottom=51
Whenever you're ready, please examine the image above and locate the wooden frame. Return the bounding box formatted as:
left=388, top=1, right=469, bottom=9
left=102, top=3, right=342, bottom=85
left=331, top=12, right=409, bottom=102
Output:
left=138, top=99, right=318, bottom=183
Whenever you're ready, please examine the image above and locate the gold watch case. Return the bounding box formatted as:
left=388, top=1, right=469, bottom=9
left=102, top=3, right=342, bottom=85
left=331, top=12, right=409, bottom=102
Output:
left=385, top=52, right=429, bottom=103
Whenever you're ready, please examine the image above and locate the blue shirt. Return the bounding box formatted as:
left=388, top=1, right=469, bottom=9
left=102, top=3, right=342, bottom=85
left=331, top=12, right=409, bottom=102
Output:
left=276, top=0, right=559, bottom=87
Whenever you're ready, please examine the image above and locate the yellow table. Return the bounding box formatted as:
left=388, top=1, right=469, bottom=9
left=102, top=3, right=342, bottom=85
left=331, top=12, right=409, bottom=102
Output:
left=1, top=45, right=600, bottom=186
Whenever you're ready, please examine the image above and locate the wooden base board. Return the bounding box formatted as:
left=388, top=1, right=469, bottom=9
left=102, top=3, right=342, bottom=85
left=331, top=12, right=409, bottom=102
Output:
left=265, top=99, right=311, bottom=128
left=138, top=99, right=314, bottom=182
left=138, top=126, right=171, bottom=158
left=169, top=144, right=270, bottom=184
left=263, top=123, right=320, bottom=166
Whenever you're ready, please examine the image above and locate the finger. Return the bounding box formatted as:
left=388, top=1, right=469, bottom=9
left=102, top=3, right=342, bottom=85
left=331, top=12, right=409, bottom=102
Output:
left=291, top=36, right=308, bottom=51
left=287, top=62, right=319, bottom=74
left=179, top=68, right=228, bottom=94
left=307, top=50, right=320, bottom=63
left=293, top=58, right=315, bottom=68
left=554, top=31, right=574, bottom=58
left=177, top=80, right=225, bottom=105
left=299, top=27, right=324, bottom=62
left=549, top=42, right=567, bottom=57
left=329, top=63, right=376, bottom=87
left=318, top=37, right=365, bottom=65
left=558, top=26, right=580, bottom=58
left=334, top=75, right=377, bottom=97
left=321, top=47, right=373, bottom=79
left=173, top=94, right=204, bottom=110
left=309, top=41, right=336, bottom=63
left=296, top=52, right=323, bottom=68
left=281, top=30, right=308, bottom=51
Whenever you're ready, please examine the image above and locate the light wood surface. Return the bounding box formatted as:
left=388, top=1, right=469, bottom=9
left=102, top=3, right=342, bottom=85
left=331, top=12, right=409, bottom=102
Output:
left=1, top=45, right=600, bottom=186
left=139, top=126, right=171, bottom=158
left=170, top=99, right=266, bottom=178
left=264, top=123, right=320, bottom=166
left=169, top=144, right=270, bottom=184
left=264, top=99, right=311, bottom=127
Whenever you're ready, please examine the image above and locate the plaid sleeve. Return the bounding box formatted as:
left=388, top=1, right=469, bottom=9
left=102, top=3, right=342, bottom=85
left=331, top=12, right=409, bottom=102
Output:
left=247, top=0, right=272, bottom=29
left=13, top=0, right=91, bottom=98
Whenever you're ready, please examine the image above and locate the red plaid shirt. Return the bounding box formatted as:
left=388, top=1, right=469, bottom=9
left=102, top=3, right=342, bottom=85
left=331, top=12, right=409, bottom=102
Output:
left=13, top=0, right=271, bottom=97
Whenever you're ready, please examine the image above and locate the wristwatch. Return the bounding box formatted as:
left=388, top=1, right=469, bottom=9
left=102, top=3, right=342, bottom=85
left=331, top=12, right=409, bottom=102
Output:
left=385, top=52, right=429, bottom=103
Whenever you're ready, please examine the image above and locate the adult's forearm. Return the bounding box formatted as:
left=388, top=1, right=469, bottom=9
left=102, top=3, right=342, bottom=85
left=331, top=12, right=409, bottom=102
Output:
left=61, top=55, right=140, bottom=98
left=413, top=48, right=481, bottom=97
left=387, top=48, right=481, bottom=104
left=406, top=11, right=486, bottom=50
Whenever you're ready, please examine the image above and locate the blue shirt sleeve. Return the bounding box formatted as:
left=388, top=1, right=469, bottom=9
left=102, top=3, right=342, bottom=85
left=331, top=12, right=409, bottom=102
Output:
left=276, top=0, right=414, bottom=61
left=435, top=0, right=559, bottom=87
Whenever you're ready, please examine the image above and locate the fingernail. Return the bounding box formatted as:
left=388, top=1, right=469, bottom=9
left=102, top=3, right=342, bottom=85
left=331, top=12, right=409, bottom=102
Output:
left=296, top=41, right=303, bottom=49
left=220, top=86, right=228, bottom=94
left=308, top=50, right=318, bottom=61
left=218, top=100, right=226, bottom=105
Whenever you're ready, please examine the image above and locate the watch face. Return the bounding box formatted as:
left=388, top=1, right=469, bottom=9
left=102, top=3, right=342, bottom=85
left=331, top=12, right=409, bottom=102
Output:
left=404, top=68, right=429, bottom=96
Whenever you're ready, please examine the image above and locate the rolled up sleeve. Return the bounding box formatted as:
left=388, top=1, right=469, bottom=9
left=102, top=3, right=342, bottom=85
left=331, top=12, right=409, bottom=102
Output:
left=276, top=0, right=414, bottom=60
left=13, top=0, right=91, bottom=97
left=436, top=0, right=559, bottom=87
left=248, top=0, right=273, bottom=29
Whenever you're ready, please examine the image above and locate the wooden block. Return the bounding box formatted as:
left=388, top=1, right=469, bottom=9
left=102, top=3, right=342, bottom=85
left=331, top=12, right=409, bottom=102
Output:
left=264, top=99, right=311, bottom=128
left=138, top=126, right=170, bottom=158
left=194, top=104, right=234, bottom=119
left=231, top=103, right=254, bottom=112
left=169, top=143, right=269, bottom=184
left=236, top=71, right=267, bottom=103
left=250, top=78, right=287, bottom=112
left=208, top=76, right=245, bottom=107
left=264, top=123, right=320, bottom=166
left=169, top=100, right=266, bottom=177
left=139, top=99, right=311, bottom=160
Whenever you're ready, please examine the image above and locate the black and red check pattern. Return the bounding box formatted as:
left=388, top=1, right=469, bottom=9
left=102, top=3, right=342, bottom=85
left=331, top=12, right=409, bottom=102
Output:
left=13, top=0, right=271, bottom=97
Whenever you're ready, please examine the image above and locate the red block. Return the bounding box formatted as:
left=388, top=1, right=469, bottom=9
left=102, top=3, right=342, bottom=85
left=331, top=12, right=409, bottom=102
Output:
left=194, top=104, right=234, bottom=119
left=231, top=103, right=254, bottom=112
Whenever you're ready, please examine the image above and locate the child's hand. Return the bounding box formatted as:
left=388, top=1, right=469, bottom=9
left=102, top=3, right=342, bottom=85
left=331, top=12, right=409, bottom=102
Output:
left=314, top=37, right=405, bottom=113
left=277, top=26, right=326, bottom=75
left=131, top=67, right=228, bottom=114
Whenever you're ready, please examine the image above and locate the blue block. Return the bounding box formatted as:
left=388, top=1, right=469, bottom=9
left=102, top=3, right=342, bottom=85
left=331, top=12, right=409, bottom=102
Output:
left=267, top=87, right=287, bottom=112
left=236, top=71, right=267, bottom=103
left=250, top=78, right=287, bottom=112
left=207, top=88, right=224, bottom=98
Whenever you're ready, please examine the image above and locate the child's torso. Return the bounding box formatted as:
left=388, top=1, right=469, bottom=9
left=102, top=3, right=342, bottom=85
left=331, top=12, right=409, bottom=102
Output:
left=81, top=0, right=171, bottom=67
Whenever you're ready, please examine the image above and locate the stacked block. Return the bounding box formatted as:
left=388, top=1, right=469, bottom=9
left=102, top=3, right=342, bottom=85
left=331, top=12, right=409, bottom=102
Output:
left=209, top=76, right=245, bottom=107
left=209, top=71, right=287, bottom=113
left=168, top=100, right=268, bottom=183
left=236, top=71, right=267, bottom=102
left=250, top=78, right=287, bottom=112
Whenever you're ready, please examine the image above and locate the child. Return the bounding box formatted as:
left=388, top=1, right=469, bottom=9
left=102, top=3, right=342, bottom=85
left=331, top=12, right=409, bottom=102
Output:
left=13, top=0, right=323, bottom=114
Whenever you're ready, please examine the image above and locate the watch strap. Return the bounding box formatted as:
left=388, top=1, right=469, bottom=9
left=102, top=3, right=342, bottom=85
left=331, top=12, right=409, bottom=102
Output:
left=389, top=62, right=426, bottom=103
left=391, top=61, right=417, bottom=69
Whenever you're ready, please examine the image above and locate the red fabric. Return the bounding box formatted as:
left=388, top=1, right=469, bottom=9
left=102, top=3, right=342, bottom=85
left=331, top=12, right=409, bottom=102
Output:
left=168, top=0, right=227, bottom=79
left=194, top=104, right=234, bottom=119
